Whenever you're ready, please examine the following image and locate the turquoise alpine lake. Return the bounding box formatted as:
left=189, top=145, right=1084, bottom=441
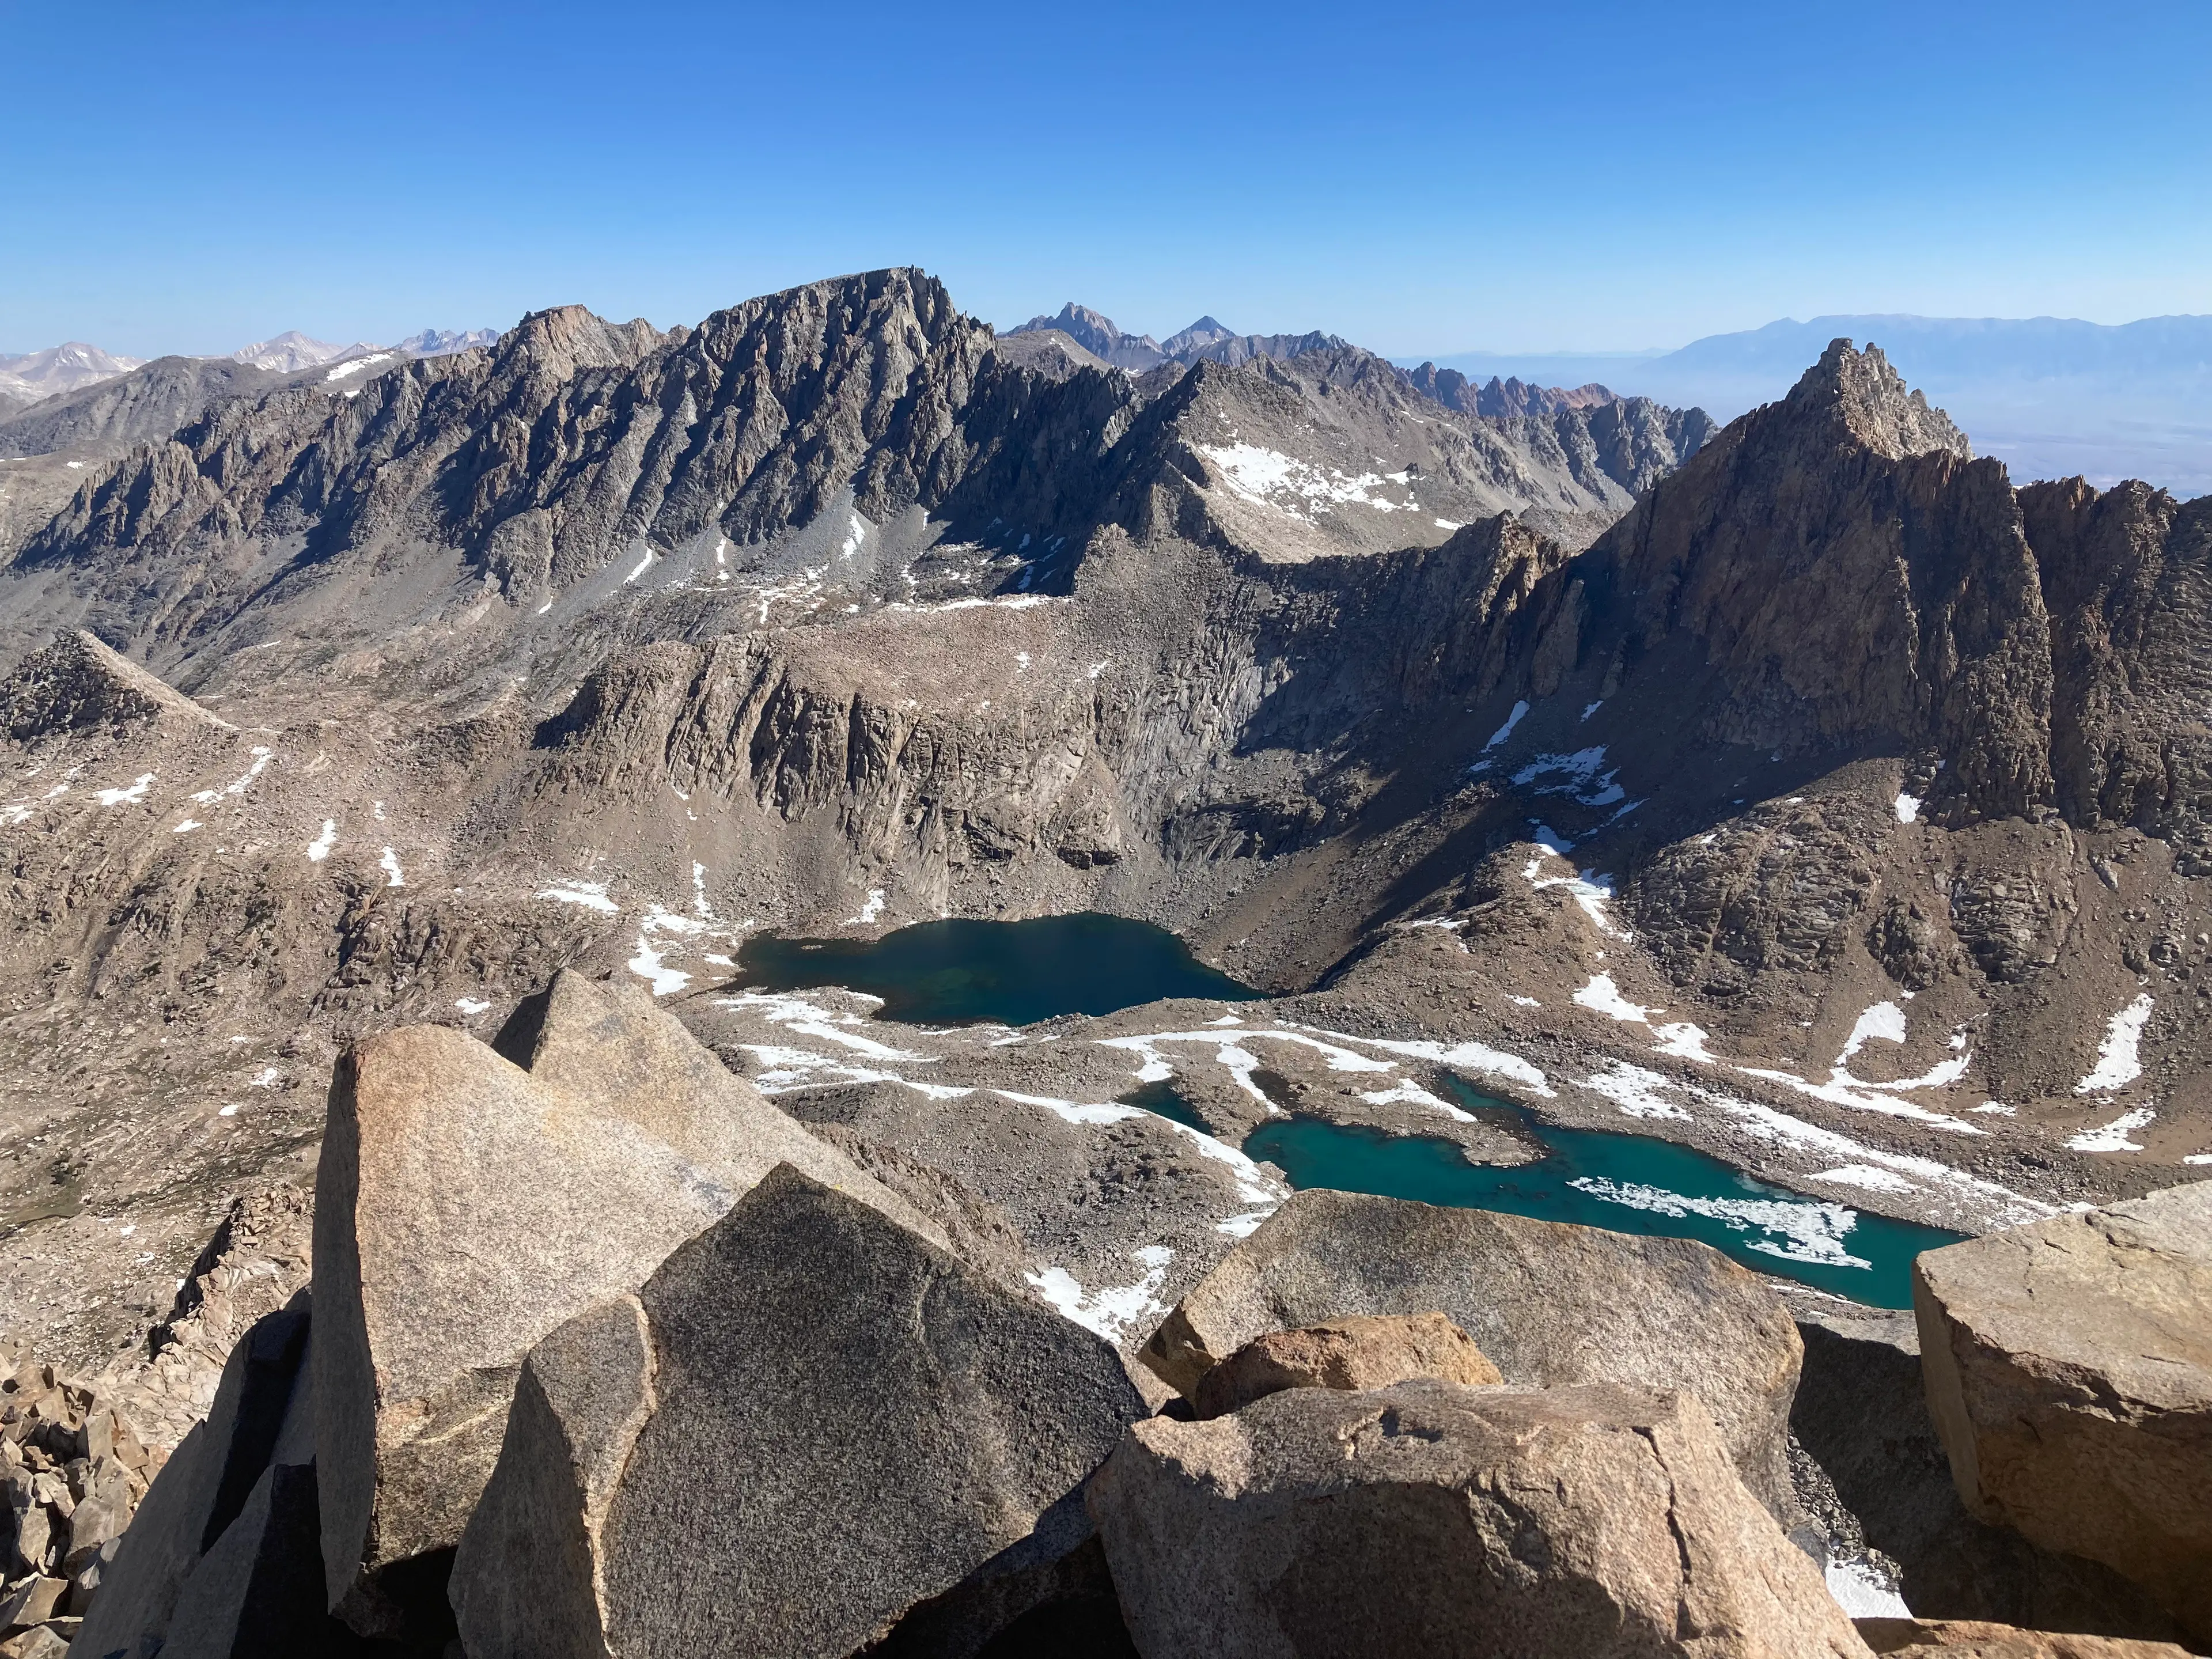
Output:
left=738, top=914, right=1962, bottom=1308
left=732, top=911, right=1262, bottom=1027
left=1240, top=1079, right=1965, bottom=1309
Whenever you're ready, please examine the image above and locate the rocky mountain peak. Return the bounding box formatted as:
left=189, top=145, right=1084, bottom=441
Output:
left=495, top=304, right=665, bottom=381
left=1008, top=304, right=1167, bottom=370
left=1784, top=338, right=1974, bottom=463
left=0, top=628, right=232, bottom=740
left=1161, top=316, right=1236, bottom=355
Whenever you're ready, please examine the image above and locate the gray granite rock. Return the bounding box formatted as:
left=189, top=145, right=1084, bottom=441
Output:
left=1138, top=1188, right=1802, bottom=1514
left=155, top=1462, right=330, bottom=1659
left=69, top=1294, right=310, bottom=1659
left=1088, top=1377, right=1870, bottom=1659
left=453, top=1164, right=1147, bottom=1658
left=313, top=976, right=940, bottom=1634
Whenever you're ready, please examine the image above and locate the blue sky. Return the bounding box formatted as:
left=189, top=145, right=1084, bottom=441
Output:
left=4, top=0, right=2207, bottom=358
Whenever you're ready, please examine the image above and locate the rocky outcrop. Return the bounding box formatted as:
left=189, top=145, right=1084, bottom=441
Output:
left=1857, top=1620, right=2195, bottom=1658
left=0, top=631, right=230, bottom=742
left=1913, top=1181, right=2212, bottom=1643
left=2025, top=480, right=2212, bottom=871
left=1139, top=1188, right=1804, bottom=1517
left=0, top=357, right=286, bottom=461
left=312, top=973, right=937, bottom=1635
left=1089, top=1378, right=1869, bottom=1659
left=1191, top=1311, right=1500, bottom=1419
left=1789, top=1302, right=2183, bottom=1637
left=68, top=1293, right=332, bottom=1659
left=451, top=1164, right=1146, bottom=1658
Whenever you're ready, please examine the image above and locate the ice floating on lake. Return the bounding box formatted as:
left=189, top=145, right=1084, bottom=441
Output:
left=1569, top=1176, right=1872, bottom=1270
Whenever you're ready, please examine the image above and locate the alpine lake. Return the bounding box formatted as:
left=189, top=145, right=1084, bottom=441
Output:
left=733, top=912, right=1963, bottom=1308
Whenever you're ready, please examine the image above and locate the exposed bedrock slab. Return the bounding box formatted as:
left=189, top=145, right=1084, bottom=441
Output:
left=313, top=972, right=940, bottom=1634
left=1789, top=1302, right=2184, bottom=1638
left=1088, top=1378, right=1870, bottom=1659
left=1912, top=1181, right=2212, bottom=1643
left=1137, top=1189, right=1802, bottom=1514
left=1191, top=1312, right=1499, bottom=1419
left=451, top=1164, right=1147, bottom=1659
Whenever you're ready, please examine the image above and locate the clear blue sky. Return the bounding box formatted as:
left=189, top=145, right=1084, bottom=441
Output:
left=4, top=0, right=2207, bottom=359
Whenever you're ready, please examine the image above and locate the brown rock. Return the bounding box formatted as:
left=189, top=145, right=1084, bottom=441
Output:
left=1192, top=1311, right=1500, bottom=1419
left=1856, top=1617, right=2196, bottom=1657
left=1913, top=1181, right=2212, bottom=1643
left=1088, top=1377, right=1870, bottom=1659
left=0, top=1626, right=67, bottom=1659
left=1139, top=1188, right=1803, bottom=1515
left=0, top=1573, right=65, bottom=1630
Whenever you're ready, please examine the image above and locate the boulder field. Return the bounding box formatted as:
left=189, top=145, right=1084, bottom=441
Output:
left=20, top=977, right=2210, bottom=1657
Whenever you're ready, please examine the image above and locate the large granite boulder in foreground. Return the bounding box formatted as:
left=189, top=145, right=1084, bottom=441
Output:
left=1790, top=1301, right=2183, bottom=1637
left=1088, top=1377, right=1869, bottom=1659
left=451, top=1164, right=1148, bottom=1658
left=1912, top=1181, right=2212, bottom=1644
left=1138, top=1189, right=1802, bottom=1514
left=313, top=972, right=941, bottom=1635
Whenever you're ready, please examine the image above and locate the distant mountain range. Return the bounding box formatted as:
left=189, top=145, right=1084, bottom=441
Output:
left=1415, top=313, right=2212, bottom=496
left=0, top=326, right=501, bottom=423
left=0, top=343, right=145, bottom=411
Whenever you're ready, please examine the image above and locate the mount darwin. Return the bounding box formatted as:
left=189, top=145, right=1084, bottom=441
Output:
left=0, top=268, right=2207, bottom=1659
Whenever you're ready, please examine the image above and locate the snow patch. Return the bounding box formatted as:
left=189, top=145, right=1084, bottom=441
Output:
left=1652, top=1023, right=1715, bottom=1062
left=1838, top=1002, right=1908, bottom=1066
left=324, top=353, right=392, bottom=382
left=1000, top=1090, right=1143, bottom=1127
left=1895, top=793, right=1922, bottom=824
left=2068, top=1106, right=2155, bottom=1153
left=95, top=773, right=156, bottom=806
left=1825, top=1559, right=1911, bottom=1620
left=1025, top=1257, right=1170, bottom=1342
left=2076, top=995, right=2152, bottom=1094
left=306, top=820, right=338, bottom=862
left=172, top=819, right=203, bottom=834
left=378, top=848, right=405, bottom=887
left=1483, top=700, right=1529, bottom=751
left=1810, top=1164, right=1918, bottom=1195
left=1574, top=974, right=1655, bottom=1024
left=1580, top=1062, right=1693, bottom=1120
left=454, top=998, right=491, bottom=1016
left=537, top=879, right=618, bottom=914
left=844, top=889, right=887, bottom=926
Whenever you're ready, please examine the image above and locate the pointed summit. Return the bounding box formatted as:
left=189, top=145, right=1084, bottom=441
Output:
left=1005, top=305, right=1165, bottom=370
left=1, top=630, right=232, bottom=741
left=1783, top=338, right=1972, bottom=463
